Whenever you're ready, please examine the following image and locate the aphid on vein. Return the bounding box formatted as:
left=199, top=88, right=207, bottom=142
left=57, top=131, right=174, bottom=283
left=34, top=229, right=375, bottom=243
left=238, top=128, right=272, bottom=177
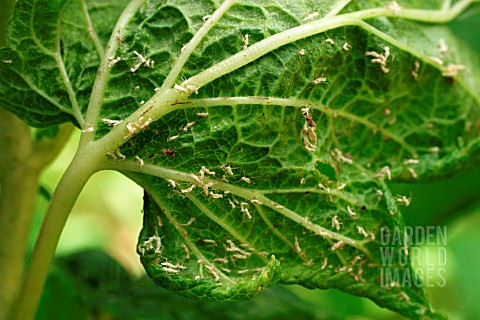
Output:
left=303, top=12, right=319, bottom=21
left=376, top=166, right=392, bottom=180
left=250, top=199, right=262, bottom=205
left=181, top=184, right=195, bottom=193
left=210, top=192, right=224, bottom=199
left=331, top=240, right=345, bottom=251
left=82, top=126, right=94, bottom=133
left=174, top=83, right=189, bottom=93
left=135, top=155, right=144, bottom=167
left=202, top=15, right=211, bottom=21
left=106, top=152, right=116, bottom=160
left=167, top=179, right=176, bottom=188
left=387, top=0, right=402, bottom=15
left=102, top=118, right=122, bottom=126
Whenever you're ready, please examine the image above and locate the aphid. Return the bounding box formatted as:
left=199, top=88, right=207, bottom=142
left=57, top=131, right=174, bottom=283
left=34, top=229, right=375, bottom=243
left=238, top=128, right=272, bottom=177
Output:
left=240, top=176, right=252, bottom=184
left=182, top=121, right=196, bottom=132
left=201, top=166, right=215, bottom=175
left=232, top=253, right=248, bottom=260
left=115, top=148, right=126, bottom=159
left=331, top=240, right=345, bottom=251
left=250, top=199, right=262, bottom=205
left=162, top=267, right=180, bottom=274
left=325, top=38, right=334, bottom=45
left=404, top=159, right=419, bottom=165
left=396, top=195, right=411, bottom=206
left=140, top=100, right=145, bottom=105
left=106, top=152, right=116, bottom=160
left=162, top=148, right=175, bottom=156
left=210, top=192, right=223, bottom=199
left=228, top=198, right=236, bottom=209
left=203, top=239, right=217, bottom=245
left=157, top=216, right=164, bottom=227
left=399, top=292, right=411, bottom=302
left=321, top=257, right=328, bottom=270
left=303, top=12, right=319, bottom=21
left=181, top=217, right=195, bottom=226
left=299, top=48, right=305, bottom=56
left=331, top=215, right=342, bottom=230
left=205, top=265, right=220, bottom=281
left=223, top=165, right=234, bottom=176
left=294, top=236, right=302, bottom=254
left=82, top=126, right=94, bottom=133
left=202, top=15, right=211, bottom=21
left=376, top=166, right=392, bottom=180
left=108, top=56, right=122, bottom=68
left=337, top=183, right=346, bottom=190
left=429, top=146, right=440, bottom=153
left=194, top=275, right=201, bottom=281
left=438, top=38, right=448, bottom=53
left=196, top=112, right=209, bottom=117
left=167, top=135, right=179, bottom=142
left=242, top=33, right=250, bottom=50
left=174, top=83, right=189, bottom=93
left=357, top=226, right=369, bottom=238
left=365, top=47, right=390, bottom=73
left=2, top=59, right=13, bottom=63
left=312, top=77, right=327, bottom=84
left=187, top=85, right=199, bottom=94
left=442, top=63, right=466, bottom=77
left=342, top=42, right=350, bottom=51
left=167, top=179, right=176, bottom=188
left=181, top=184, right=195, bottom=193
left=135, top=155, right=144, bottom=167
left=387, top=0, right=401, bottom=15
left=430, top=56, right=444, bottom=65
left=347, top=206, right=357, bottom=217
left=408, top=168, right=418, bottom=179
left=102, top=118, right=122, bottom=126
left=303, top=259, right=314, bottom=267
left=333, top=148, right=353, bottom=164
left=411, top=60, right=420, bottom=80
left=237, top=269, right=250, bottom=274
left=188, top=173, right=202, bottom=184
left=213, top=257, right=228, bottom=264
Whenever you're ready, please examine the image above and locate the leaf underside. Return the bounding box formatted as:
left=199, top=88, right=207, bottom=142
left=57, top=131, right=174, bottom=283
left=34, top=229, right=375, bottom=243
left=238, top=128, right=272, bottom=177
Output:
left=2, top=0, right=480, bottom=318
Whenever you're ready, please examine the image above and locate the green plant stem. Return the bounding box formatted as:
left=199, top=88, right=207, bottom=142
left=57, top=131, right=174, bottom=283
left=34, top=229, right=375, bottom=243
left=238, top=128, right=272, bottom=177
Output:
left=0, top=110, right=72, bottom=320
left=9, top=144, right=102, bottom=320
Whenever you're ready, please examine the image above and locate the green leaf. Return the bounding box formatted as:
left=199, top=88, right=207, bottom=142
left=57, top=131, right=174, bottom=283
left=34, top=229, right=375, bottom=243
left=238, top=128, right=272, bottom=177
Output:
left=0, top=0, right=129, bottom=127
left=3, top=0, right=480, bottom=319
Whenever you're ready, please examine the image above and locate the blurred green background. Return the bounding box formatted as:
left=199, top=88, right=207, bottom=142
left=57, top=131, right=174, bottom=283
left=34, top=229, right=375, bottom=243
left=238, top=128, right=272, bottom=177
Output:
left=1, top=1, right=480, bottom=319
